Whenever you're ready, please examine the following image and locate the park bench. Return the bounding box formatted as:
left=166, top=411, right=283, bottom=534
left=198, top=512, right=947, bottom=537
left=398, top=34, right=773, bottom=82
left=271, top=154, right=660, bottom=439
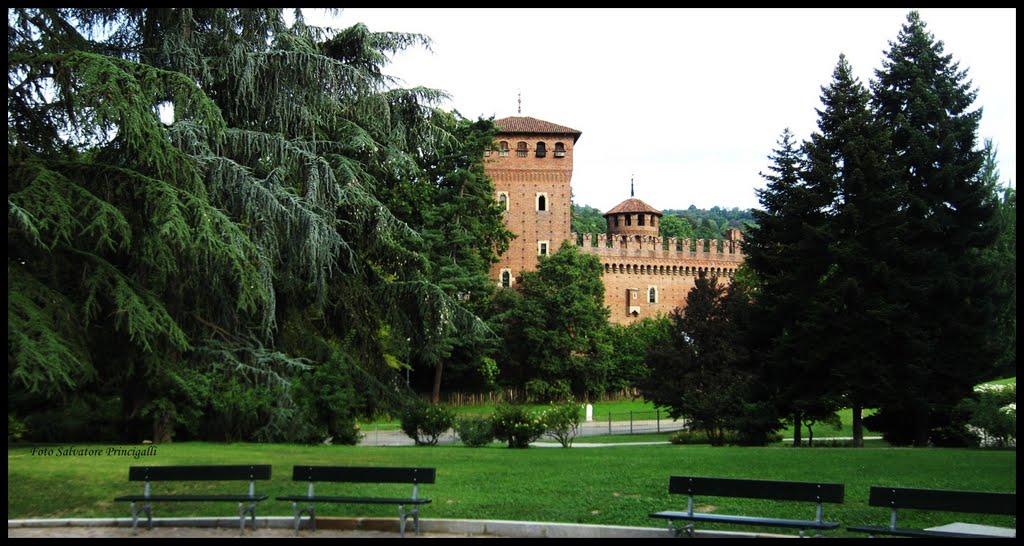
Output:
left=113, top=464, right=271, bottom=533
left=277, top=465, right=436, bottom=537
left=847, top=486, right=1016, bottom=538
left=649, top=476, right=845, bottom=538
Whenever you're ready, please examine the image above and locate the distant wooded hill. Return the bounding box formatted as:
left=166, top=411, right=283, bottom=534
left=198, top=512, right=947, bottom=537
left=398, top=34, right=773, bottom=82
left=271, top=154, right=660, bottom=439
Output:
left=572, top=203, right=755, bottom=240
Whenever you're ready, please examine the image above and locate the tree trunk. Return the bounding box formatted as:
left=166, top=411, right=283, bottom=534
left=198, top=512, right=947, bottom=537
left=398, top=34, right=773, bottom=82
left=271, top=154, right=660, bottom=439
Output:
left=792, top=414, right=802, bottom=447
left=852, top=403, right=864, bottom=448
left=432, top=362, right=444, bottom=404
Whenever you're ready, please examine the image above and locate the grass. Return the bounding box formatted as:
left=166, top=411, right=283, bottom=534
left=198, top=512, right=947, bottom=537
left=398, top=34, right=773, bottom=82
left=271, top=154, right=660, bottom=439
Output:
left=7, top=442, right=1016, bottom=538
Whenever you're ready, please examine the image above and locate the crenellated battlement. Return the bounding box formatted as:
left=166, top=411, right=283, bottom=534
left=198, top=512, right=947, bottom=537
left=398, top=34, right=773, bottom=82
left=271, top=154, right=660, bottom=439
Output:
left=574, top=232, right=744, bottom=261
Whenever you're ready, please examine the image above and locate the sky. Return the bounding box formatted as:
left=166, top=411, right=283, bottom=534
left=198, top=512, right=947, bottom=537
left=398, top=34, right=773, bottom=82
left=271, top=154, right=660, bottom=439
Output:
left=308, top=8, right=1016, bottom=212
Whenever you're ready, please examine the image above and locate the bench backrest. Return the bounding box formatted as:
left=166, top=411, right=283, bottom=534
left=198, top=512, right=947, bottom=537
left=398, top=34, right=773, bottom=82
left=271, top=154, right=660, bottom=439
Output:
left=669, top=476, right=845, bottom=504
left=867, top=486, right=1016, bottom=515
left=291, top=466, right=436, bottom=484
left=128, top=465, right=272, bottom=482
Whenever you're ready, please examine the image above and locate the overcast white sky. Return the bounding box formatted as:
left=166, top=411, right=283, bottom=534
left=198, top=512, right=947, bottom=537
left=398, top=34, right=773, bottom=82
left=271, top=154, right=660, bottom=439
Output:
left=309, top=8, right=1016, bottom=212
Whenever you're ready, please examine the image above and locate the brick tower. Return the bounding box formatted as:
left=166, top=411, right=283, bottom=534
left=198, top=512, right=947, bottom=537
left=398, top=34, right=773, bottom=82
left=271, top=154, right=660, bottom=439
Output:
left=486, top=116, right=582, bottom=287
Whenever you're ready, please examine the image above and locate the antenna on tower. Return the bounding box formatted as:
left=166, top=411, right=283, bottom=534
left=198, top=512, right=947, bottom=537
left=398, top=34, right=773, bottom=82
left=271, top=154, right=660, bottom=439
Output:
left=518, top=90, right=522, bottom=114
left=631, top=175, right=635, bottom=198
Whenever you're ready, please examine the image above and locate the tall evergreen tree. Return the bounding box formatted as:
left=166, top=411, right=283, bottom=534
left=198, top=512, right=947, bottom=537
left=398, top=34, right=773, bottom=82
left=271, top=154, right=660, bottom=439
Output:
left=801, top=54, right=905, bottom=447
left=742, top=128, right=835, bottom=446
left=869, top=11, right=1003, bottom=446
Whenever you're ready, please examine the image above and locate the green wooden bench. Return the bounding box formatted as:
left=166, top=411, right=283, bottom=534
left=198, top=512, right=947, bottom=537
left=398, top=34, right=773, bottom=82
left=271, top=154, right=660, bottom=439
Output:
left=650, top=476, right=845, bottom=538
left=848, top=486, right=1016, bottom=538
left=277, top=465, right=435, bottom=537
left=113, top=465, right=271, bottom=533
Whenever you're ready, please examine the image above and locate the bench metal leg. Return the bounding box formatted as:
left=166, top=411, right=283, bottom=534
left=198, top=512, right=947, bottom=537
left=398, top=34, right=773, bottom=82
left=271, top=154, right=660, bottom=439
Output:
left=290, top=502, right=316, bottom=535
left=397, top=504, right=420, bottom=538
left=238, top=502, right=258, bottom=532
left=128, top=502, right=153, bottom=534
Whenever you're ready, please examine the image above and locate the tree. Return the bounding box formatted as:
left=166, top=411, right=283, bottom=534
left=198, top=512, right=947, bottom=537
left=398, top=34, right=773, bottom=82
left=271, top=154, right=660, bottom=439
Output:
left=800, top=54, right=905, bottom=447
left=638, top=273, right=751, bottom=445
left=401, top=114, right=514, bottom=403
left=498, top=241, right=612, bottom=402
left=868, top=11, right=1004, bottom=446
left=742, top=128, right=837, bottom=446
left=7, top=8, right=485, bottom=442
left=979, top=140, right=1016, bottom=379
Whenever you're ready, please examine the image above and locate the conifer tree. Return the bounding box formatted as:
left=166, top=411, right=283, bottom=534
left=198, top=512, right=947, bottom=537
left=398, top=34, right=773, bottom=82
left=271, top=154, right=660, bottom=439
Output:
left=8, top=8, right=482, bottom=441
left=801, top=54, right=904, bottom=447
left=868, top=11, right=1003, bottom=446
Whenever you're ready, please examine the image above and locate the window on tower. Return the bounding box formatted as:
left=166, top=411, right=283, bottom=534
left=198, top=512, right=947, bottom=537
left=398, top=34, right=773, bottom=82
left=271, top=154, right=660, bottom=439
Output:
left=537, top=193, right=547, bottom=212
left=497, top=192, right=509, bottom=211
left=554, top=142, right=566, bottom=157
left=516, top=141, right=528, bottom=158
left=536, top=141, right=547, bottom=157
left=499, top=141, right=509, bottom=157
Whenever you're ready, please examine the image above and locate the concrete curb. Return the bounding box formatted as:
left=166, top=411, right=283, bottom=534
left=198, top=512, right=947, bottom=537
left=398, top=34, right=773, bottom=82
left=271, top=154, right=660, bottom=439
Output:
left=8, top=517, right=789, bottom=538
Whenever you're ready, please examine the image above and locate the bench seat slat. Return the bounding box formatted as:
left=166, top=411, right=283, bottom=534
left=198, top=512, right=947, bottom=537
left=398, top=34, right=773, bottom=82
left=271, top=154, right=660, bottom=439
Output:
left=128, top=465, right=272, bottom=481
left=650, top=511, right=840, bottom=530
left=115, top=494, right=268, bottom=502
left=277, top=495, right=431, bottom=505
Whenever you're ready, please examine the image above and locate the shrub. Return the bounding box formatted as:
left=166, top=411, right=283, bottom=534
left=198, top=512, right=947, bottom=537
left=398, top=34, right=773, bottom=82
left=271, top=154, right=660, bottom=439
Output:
left=961, top=383, right=1016, bottom=448
left=454, top=416, right=494, bottom=447
left=492, top=403, right=546, bottom=448
left=669, top=430, right=708, bottom=445
left=540, top=403, right=582, bottom=448
left=400, top=401, right=454, bottom=446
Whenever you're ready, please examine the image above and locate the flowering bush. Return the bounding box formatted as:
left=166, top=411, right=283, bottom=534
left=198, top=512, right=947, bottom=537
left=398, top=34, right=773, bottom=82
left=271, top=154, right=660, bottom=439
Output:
left=539, top=402, right=582, bottom=448
left=491, top=404, right=547, bottom=448
left=399, top=401, right=454, bottom=446
left=961, top=383, right=1016, bottom=448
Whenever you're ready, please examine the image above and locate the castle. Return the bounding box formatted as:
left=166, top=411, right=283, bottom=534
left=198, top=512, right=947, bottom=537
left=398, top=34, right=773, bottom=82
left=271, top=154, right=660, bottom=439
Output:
left=486, top=116, right=744, bottom=325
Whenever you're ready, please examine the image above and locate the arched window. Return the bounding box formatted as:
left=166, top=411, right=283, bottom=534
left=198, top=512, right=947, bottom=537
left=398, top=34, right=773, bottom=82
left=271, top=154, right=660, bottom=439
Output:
left=537, top=193, right=547, bottom=212
left=497, top=192, right=509, bottom=211
left=554, top=142, right=566, bottom=157
left=499, top=141, right=509, bottom=157
left=535, top=141, right=547, bottom=158
left=516, top=141, right=528, bottom=158
left=648, top=286, right=657, bottom=304
left=501, top=270, right=511, bottom=288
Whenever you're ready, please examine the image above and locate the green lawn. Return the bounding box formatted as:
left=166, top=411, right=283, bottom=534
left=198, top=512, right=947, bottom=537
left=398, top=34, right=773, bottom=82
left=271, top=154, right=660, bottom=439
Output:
left=7, top=442, right=1015, bottom=537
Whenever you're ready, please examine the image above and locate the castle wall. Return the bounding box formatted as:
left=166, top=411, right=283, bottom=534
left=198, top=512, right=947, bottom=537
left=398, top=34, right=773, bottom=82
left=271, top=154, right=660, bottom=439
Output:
left=576, top=232, right=744, bottom=325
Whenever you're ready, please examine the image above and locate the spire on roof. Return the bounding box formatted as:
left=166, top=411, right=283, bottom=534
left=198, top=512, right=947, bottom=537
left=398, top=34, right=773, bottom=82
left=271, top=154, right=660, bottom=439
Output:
left=631, top=175, right=635, bottom=198
left=518, top=90, right=521, bottom=114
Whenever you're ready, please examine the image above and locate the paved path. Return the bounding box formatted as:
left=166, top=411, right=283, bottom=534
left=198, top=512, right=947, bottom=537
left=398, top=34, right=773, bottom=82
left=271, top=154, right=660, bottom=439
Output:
left=359, top=418, right=685, bottom=447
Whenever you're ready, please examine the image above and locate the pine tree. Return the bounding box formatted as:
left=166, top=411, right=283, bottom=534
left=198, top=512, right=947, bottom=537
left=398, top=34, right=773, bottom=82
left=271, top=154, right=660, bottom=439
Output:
left=801, top=54, right=905, bottom=447
left=869, top=11, right=1003, bottom=446
left=743, top=128, right=836, bottom=446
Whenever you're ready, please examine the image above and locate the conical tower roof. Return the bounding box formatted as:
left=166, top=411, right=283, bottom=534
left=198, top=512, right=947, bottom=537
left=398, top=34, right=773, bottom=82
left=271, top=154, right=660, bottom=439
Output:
left=604, top=198, right=662, bottom=217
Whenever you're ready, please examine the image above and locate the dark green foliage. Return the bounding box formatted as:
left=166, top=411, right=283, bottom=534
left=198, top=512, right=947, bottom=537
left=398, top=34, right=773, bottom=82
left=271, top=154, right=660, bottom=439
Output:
left=491, top=403, right=546, bottom=448
left=637, top=274, right=755, bottom=446
left=7, top=8, right=491, bottom=442
left=867, top=11, right=1005, bottom=445
left=606, top=316, right=672, bottom=392
left=400, top=400, right=455, bottom=446
left=453, top=416, right=494, bottom=447
left=497, top=242, right=613, bottom=401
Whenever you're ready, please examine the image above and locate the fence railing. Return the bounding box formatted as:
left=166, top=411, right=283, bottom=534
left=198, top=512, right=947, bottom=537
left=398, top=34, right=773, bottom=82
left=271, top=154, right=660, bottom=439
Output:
left=585, top=410, right=687, bottom=437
